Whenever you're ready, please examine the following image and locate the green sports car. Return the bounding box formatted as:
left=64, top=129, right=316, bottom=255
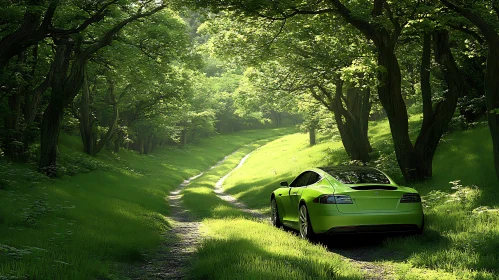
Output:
left=270, top=166, right=424, bottom=239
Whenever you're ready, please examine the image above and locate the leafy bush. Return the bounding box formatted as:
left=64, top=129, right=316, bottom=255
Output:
left=423, top=180, right=480, bottom=210
left=58, top=153, right=111, bottom=176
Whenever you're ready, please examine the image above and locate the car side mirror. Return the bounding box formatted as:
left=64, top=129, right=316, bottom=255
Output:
left=280, top=181, right=289, bottom=187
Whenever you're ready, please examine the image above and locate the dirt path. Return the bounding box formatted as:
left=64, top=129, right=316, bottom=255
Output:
left=133, top=155, right=233, bottom=279
left=214, top=152, right=267, bottom=221
left=328, top=245, right=394, bottom=280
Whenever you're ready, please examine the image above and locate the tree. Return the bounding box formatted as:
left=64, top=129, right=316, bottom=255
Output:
left=38, top=2, right=166, bottom=175
left=0, top=0, right=57, bottom=70
left=71, top=8, right=194, bottom=155
left=439, top=0, right=499, bottom=180
left=193, top=0, right=466, bottom=182
left=201, top=12, right=376, bottom=161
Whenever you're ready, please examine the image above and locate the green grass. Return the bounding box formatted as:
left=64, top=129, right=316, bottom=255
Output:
left=220, top=118, right=499, bottom=279
left=2, top=115, right=497, bottom=279
left=180, top=142, right=363, bottom=279
left=0, top=127, right=293, bottom=279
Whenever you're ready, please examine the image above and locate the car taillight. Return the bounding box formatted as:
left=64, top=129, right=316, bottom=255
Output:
left=400, top=193, right=421, bottom=203
left=313, top=195, right=353, bottom=204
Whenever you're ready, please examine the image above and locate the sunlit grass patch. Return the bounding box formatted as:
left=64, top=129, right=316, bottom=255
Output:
left=191, top=218, right=363, bottom=280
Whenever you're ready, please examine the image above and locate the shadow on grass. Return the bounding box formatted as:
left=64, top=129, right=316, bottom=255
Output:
left=318, top=227, right=449, bottom=263
left=278, top=221, right=451, bottom=265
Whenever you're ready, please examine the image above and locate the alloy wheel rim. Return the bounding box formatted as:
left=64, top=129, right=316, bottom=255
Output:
left=299, top=206, right=308, bottom=238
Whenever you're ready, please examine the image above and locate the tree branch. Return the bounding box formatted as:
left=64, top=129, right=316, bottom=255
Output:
left=448, top=23, right=484, bottom=43
left=49, top=0, right=119, bottom=36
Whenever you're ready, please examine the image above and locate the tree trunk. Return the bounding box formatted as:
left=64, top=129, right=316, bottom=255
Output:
left=420, top=32, right=433, bottom=130
left=181, top=129, right=188, bottom=147
left=39, top=38, right=85, bottom=176
left=312, top=79, right=372, bottom=162
left=113, top=129, right=123, bottom=153
left=79, top=71, right=94, bottom=155
left=39, top=103, right=63, bottom=176
left=309, top=127, right=316, bottom=146
left=486, top=47, right=499, bottom=181
left=346, top=87, right=372, bottom=153
left=2, top=89, right=22, bottom=160
left=94, top=80, right=119, bottom=154
left=413, top=29, right=462, bottom=180
left=321, top=80, right=372, bottom=162
left=137, top=137, right=144, bottom=154
left=376, top=44, right=420, bottom=181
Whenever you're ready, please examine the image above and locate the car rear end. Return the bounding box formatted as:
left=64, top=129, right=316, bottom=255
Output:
left=308, top=167, right=424, bottom=235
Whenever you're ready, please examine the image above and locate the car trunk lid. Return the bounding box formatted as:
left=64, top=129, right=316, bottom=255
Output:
left=335, top=185, right=413, bottom=213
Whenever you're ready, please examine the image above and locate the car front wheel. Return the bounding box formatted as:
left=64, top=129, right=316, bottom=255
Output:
left=271, top=197, right=281, bottom=228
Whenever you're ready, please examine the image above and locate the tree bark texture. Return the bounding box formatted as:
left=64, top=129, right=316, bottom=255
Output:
left=312, top=79, right=372, bottom=163
left=79, top=72, right=94, bottom=155
left=309, top=127, right=316, bottom=146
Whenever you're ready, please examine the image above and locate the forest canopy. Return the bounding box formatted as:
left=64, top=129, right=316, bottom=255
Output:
left=0, top=0, right=498, bottom=183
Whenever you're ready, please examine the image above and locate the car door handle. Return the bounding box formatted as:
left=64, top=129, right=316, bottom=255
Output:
left=278, top=194, right=282, bottom=196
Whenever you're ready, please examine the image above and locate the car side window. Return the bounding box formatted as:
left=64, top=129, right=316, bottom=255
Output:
left=307, top=172, right=321, bottom=185
left=290, top=172, right=312, bottom=188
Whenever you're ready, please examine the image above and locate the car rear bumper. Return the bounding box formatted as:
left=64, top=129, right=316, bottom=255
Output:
left=309, top=208, right=424, bottom=234
left=324, top=224, right=419, bottom=235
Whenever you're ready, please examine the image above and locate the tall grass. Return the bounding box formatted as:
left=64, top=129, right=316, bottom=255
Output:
left=0, top=128, right=293, bottom=279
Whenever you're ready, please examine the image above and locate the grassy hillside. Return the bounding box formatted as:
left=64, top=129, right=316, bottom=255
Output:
left=0, top=128, right=293, bottom=279
left=220, top=118, right=498, bottom=279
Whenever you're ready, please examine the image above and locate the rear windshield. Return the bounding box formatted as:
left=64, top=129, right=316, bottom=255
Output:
left=327, top=169, right=391, bottom=184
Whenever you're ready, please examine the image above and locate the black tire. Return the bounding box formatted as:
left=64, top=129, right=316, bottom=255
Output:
left=299, top=204, right=315, bottom=240
left=270, top=197, right=282, bottom=228
left=417, top=214, right=425, bottom=235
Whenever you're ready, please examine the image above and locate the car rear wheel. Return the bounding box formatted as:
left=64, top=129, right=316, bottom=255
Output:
left=271, top=198, right=281, bottom=228
left=418, top=214, right=425, bottom=235
left=299, top=204, right=314, bottom=240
